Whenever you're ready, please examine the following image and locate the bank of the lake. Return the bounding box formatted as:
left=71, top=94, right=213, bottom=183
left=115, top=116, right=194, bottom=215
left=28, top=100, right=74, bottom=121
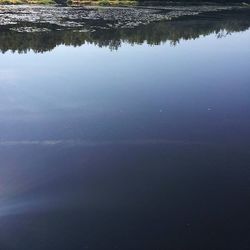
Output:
left=0, top=0, right=136, bottom=5
left=0, top=0, right=54, bottom=4
left=0, top=0, right=250, bottom=5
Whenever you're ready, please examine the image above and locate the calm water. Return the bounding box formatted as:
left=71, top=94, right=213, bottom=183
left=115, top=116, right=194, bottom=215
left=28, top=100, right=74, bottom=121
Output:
left=0, top=10, right=250, bottom=250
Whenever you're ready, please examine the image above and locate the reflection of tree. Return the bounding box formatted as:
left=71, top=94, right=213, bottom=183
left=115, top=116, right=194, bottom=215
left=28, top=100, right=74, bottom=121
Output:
left=0, top=9, right=249, bottom=53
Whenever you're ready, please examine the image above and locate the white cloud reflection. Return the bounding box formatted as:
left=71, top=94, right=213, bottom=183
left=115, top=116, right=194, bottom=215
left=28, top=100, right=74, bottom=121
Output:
left=0, top=139, right=204, bottom=147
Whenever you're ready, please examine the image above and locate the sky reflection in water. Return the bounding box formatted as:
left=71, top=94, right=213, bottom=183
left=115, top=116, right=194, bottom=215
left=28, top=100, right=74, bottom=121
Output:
left=0, top=22, right=250, bottom=250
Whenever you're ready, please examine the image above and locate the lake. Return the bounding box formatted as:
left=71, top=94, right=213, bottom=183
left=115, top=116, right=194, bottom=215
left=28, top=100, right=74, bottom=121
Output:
left=0, top=6, right=250, bottom=250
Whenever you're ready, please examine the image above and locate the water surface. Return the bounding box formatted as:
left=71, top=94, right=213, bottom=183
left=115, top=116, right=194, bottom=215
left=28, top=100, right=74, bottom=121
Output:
left=0, top=8, right=250, bottom=250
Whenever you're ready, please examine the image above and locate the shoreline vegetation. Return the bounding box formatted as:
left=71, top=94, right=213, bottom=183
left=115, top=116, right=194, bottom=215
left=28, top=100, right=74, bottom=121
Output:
left=0, top=0, right=54, bottom=4
left=0, top=0, right=250, bottom=5
left=0, top=0, right=137, bottom=5
left=69, top=0, right=137, bottom=5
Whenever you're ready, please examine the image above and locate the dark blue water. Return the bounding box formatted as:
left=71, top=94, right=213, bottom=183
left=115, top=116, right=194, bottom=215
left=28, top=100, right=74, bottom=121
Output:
left=0, top=24, right=250, bottom=249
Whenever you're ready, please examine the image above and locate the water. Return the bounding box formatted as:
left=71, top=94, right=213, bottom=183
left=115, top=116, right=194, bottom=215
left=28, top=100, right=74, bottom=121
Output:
left=0, top=8, right=250, bottom=250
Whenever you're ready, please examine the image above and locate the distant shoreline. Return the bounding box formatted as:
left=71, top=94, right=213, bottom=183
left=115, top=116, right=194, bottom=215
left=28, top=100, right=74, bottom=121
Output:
left=0, top=0, right=136, bottom=5
left=0, top=0, right=249, bottom=5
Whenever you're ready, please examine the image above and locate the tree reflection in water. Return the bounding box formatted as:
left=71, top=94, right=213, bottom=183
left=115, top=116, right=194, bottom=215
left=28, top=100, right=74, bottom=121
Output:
left=0, top=9, right=249, bottom=53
